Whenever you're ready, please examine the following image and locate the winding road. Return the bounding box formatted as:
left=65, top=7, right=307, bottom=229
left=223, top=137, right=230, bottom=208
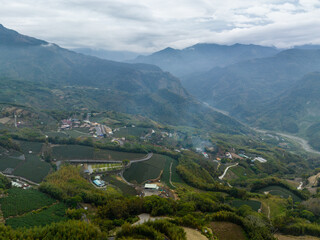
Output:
left=218, top=163, right=238, bottom=180
left=64, top=153, right=153, bottom=164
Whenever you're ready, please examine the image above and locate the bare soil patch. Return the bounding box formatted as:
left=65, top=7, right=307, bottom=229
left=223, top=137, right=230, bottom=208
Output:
left=183, top=227, right=208, bottom=240
left=210, top=221, right=246, bottom=240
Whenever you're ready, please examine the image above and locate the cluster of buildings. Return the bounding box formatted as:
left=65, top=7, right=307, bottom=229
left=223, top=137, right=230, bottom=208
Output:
left=92, top=176, right=106, bottom=187
left=11, top=180, right=31, bottom=189
left=60, top=118, right=112, bottom=138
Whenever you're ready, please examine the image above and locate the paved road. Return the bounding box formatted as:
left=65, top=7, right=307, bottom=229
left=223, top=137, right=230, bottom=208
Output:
left=0, top=172, right=39, bottom=186
left=218, top=163, right=238, bottom=180
left=64, top=153, right=153, bottom=164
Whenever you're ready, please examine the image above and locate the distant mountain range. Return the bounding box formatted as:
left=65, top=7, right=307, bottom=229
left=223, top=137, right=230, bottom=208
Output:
left=130, top=43, right=279, bottom=77
left=183, top=48, right=320, bottom=115
left=0, top=24, right=248, bottom=134
left=72, top=48, right=141, bottom=62
left=132, top=41, right=320, bottom=150
left=251, top=72, right=320, bottom=150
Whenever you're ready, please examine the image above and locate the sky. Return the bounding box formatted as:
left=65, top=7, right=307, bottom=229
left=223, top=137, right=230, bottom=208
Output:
left=0, top=0, right=320, bottom=53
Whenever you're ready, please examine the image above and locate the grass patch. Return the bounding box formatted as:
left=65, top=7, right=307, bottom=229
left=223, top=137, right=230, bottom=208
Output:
left=260, top=196, right=287, bottom=219
left=0, top=188, right=55, bottom=218
left=5, top=202, right=67, bottom=229
left=231, top=200, right=261, bottom=211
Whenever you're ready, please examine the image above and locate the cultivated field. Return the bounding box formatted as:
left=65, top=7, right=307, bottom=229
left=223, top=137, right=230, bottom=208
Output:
left=210, top=222, right=247, bottom=240
left=52, top=145, right=94, bottom=160
left=13, top=154, right=51, bottom=183
left=18, top=141, right=44, bottom=155
left=93, top=148, right=145, bottom=160
left=123, top=154, right=182, bottom=186
left=113, top=127, right=150, bottom=138
left=6, top=202, right=67, bottom=229
left=259, top=185, right=302, bottom=202
left=52, top=145, right=145, bottom=160
left=103, top=175, right=137, bottom=195
left=0, top=188, right=55, bottom=218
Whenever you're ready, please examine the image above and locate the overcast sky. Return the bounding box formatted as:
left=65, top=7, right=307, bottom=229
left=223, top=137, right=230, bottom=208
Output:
left=0, top=0, right=320, bottom=53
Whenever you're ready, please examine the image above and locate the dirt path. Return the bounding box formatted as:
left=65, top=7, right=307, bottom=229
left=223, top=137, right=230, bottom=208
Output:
left=219, top=163, right=238, bottom=180
left=297, top=182, right=303, bottom=190
left=183, top=227, right=208, bottom=240
left=169, top=162, right=176, bottom=188
left=5, top=201, right=58, bottom=220
left=307, top=172, right=320, bottom=188
left=132, top=213, right=166, bottom=226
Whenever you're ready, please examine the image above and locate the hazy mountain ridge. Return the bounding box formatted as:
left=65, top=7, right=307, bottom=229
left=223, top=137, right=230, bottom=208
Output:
left=72, top=48, right=140, bottom=62
left=0, top=24, right=248, bottom=134
left=182, top=48, right=320, bottom=116
left=250, top=72, right=320, bottom=149
left=131, top=43, right=280, bottom=77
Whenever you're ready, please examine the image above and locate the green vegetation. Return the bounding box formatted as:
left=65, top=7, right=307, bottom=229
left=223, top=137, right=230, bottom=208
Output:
left=103, top=175, right=137, bottom=196
left=13, top=154, right=51, bottom=183
left=0, top=220, right=105, bottom=240
left=0, top=188, right=55, bottom=218
left=52, top=145, right=94, bottom=160
left=18, top=141, right=43, bottom=154
left=113, top=127, right=150, bottom=138
left=0, top=156, right=23, bottom=171
left=259, top=186, right=302, bottom=202
left=210, top=221, right=247, bottom=240
left=6, top=202, right=68, bottom=229
left=39, top=165, right=120, bottom=206
left=231, top=200, right=261, bottom=211
left=123, top=154, right=181, bottom=185
left=52, top=145, right=145, bottom=160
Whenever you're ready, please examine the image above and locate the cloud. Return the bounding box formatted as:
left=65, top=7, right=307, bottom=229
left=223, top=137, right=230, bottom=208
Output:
left=0, top=0, right=319, bottom=52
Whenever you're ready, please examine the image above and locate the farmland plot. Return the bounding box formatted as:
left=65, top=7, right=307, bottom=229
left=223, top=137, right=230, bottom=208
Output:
left=13, top=154, right=51, bottom=183
left=6, top=202, right=67, bottom=229
left=0, top=188, right=55, bottom=218
left=123, top=154, right=181, bottom=186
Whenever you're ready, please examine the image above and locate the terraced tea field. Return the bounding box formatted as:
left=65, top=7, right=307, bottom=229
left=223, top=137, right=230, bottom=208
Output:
left=259, top=185, right=302, bottom=202
left=123, top=154, right=182, bottom=187
left=113, top=127, right=150, bottom=138
left=0, top=188, right=55, bottom=218
left=18, top=141, right=43, bottom=154
left=6, top=202, right=67, bottom=229
left=13, top=154, right=51, bottom=183
left=52, top=145, right=145, bottom=161
left=103, top=175, right=137, bottom=195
